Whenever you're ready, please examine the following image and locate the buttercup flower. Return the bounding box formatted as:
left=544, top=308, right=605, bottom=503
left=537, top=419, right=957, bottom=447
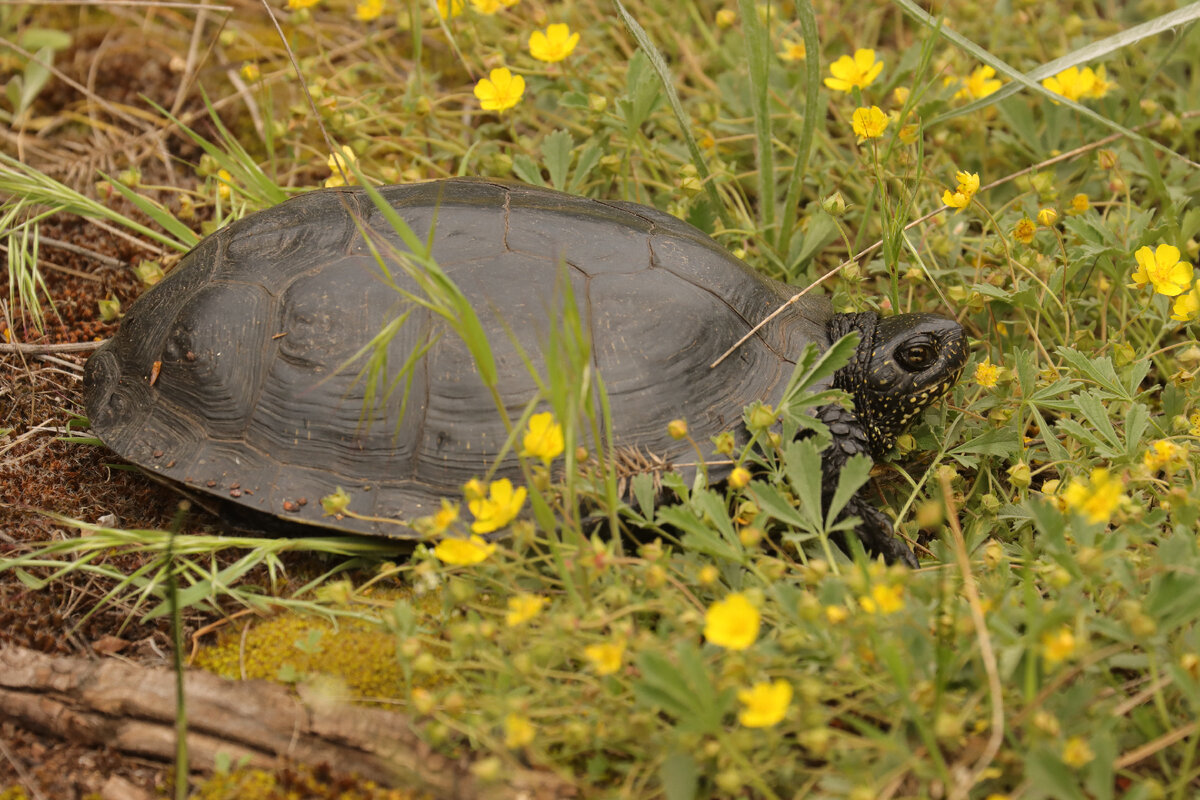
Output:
left=851, top=106, right=888, bottom=140
left=434, top=535, right=496, bottom=565
left=414, top=498, right=460, bottom=537
left=436, top=0, right=463, bottom=17
left=1061, top=467, right=1124, bottom=525
left=703, top=592, right=760, bottom=650
left=1037, top=208, right=1058, bottom=227
left=505, top=593, right=547, bottom=626
left=354, top=0, right=384, bottom=21
left=1067, top=193, right=1090, bottom=215
left=955, top=65, right=1001, bottom=100
left=325, top=145, right=356, bottom=187
left=468, top=478, right=526, bottom=533
left=1143, top=439, right=1186, bottom=474
left=474, top=68, right=525, bottom=112
left=1012, top=217, right=1036, bottom=245
left=1042, top=65, right=1112, bottom=102
left=777, top=38, right=806, bottom=62
left=942, top=170, right=980, bottom=211
left=1041, top=625, right=1077, bottom=664
left=529, top=23, right=579, bottom=63
left=859, top=583, right=904, bottom=615
left=1129, top=244, right=1194, bottom=297
left=824, top=49, right=883, bottom=93
left=737, top=679, right=793, bottom=728
left=974, top=358, right=1000, bottom=388
left=583, top=638, right=626, bottom=675
left=503, top=713, right=535, bottom=748
left=240, top=63, right=260, bottom=82
left=1171, top=280, right=1200, bottom=322
left=470, top=0, right=517, bottom=13
left=520, top=412, right=564, bottom=464
left=1062, top=736, right=1095, bottom=768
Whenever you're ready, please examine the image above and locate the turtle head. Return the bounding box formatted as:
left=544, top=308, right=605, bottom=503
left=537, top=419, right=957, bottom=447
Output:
left=831, top=312, right=967, bottom=456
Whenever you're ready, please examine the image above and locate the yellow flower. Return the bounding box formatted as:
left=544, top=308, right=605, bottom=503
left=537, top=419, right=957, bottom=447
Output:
left=851, top=105, right=888, bottom=140
left=1012, top=217, right=1037, bottom=245
left=1143, top=439, right=1186, bottom=474
left=240, top=63, right=260, bottom=82
left=215, top=169, right=234, bottom=201
left=583, top=638, right=626, bottom=675
left=859, top=584, right=904, bottom=615
left=898, top=123, right=919, bottom=145
left=503, top=713, right=535, bottom=748
left=728, top=467, right=751, bottom=490
left=1062, top=736, right=1095, bottom=768
left=414, top=498, right=460, bottom=537
left=892, top=86, right=910, bottom=105
left=1129, top=244, right=1194, bottom=297
left=703, top=592, right=760, bottom=650
left=520, top=412, right=564, bottom=464
left=1191, top=412, right=1200, bottom=437
left=1067, top=193, right=1090, bottom=215
left=715, top=8, right=736, bottom=28
left=696, top=564, right=719, bottom=586
left=468, top=478, right=526, bottom=533
left=777, top=38, right=806, bottom=62
left=434, top=534, right=496, bottom=565
left=325, top=145, right=357, bottom=188
left=737, top=679, right=793, bottom=728
left=1042, top=66, right=1096, bottom=102
left=955, top=65, right=1001, bottom=100
left=436, top=0, right=463, bottom=17
left=470, top=0, right=517, bottom=13
left=288, top=0, right=320, bottom=8
left=505, top=593, right=547, bottom=626
left=528, top=23, right=579, bottom=63
left=473, top=67, right=525, bottom=112
left=1085, top=65, right=1115, bottom=99
left=824, top=49, right=883, bottom=93
left=1061, top=467, right=1124, bottom=525
left=974, top=358, right=1000, bottom=388
left=668, top=419, right=689, bottom=439
left=1041, top=625, right=1077, bottom=664
left=354, top=0, right=384, bottom=21
left=1171, top=280, right=1200, bottom=322
left=824, top=604, right=848, bottom=624
left=942, top=170, right=980, bottom=211
left=1037, top=208, right=1058, bottom=227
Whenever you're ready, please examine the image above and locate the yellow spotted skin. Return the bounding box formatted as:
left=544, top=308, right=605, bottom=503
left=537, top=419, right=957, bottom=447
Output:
left=821, top=311, right=966, bottom=566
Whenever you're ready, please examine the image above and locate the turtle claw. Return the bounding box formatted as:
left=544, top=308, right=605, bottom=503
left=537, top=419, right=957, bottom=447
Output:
left=847, top=497, right=919, bottom=568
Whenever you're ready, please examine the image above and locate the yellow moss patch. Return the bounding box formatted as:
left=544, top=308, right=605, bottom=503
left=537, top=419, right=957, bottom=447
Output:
left=194, top=587, right=447, bottom=703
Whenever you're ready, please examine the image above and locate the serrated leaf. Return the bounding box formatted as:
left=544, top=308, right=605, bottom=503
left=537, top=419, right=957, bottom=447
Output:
left=511, top=154, right=545, bottom=187
left=1072, top=391, right=1122, bottom=452
left=1057, top=347, right=1131, bottom=401
left=748, top=480, right=806, bottom=528
left=777, top=334, right=857, bottom=417
left=542, top=129, right=573, bottom=191
left=951, top=427, right=1020, bottom=458
left=632, top=472, right=656, bottom=518
left=825, top=454, right=873, bottom=528
left=783, top=439, right=824, bottom=530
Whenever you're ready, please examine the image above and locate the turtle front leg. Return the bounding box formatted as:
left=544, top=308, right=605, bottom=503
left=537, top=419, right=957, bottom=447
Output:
left=816, top=404, right=919, bottom=568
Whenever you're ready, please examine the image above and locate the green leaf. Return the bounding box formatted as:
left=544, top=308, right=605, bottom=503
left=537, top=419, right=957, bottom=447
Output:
left=748, top=480, right=806, bottom=529
left=1025, top=747, right=1087, bottom=800
left=777, top=334, right=857, bottom=419
left=825, top=454, right=872, bottom=528
left=542, top=129, right=573, bottom=192
left=511, top=153, right=546, bottom=187
left=736, top=0, right=774, bottom=239
left=660, top=751, right=699, bottom=800
left=567, top=140, right=603, bottom=195
left=950, top=427, right=1020, bottom=458
left=610, top=0, right=731, bottom=228
left=783, top=439, right=824, bottom=530
left=20, top=28, right=72, bottom=52
left=1056, top=348, right=1133, bottom=402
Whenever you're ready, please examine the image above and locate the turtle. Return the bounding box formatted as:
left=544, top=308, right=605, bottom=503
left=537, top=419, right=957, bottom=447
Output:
left=83, top=178, right=967, bottom=565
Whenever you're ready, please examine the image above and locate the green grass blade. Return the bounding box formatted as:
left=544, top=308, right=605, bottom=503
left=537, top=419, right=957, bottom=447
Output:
left=737, top=0, right=775, bottom=243
left=778, top=0, right=821, bottom=251
left=611, top=0, right=732, bottom=229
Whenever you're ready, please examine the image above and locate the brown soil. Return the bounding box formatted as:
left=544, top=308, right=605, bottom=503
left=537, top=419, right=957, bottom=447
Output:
left=0, top=10, right=384, bottom=799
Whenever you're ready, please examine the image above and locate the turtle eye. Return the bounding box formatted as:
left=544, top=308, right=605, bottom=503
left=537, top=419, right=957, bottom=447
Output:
left=896, top=339, right=936, bottom=371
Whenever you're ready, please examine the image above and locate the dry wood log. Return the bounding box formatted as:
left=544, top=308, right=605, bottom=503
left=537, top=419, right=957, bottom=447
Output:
left=0, top=644, right=573, bottom=799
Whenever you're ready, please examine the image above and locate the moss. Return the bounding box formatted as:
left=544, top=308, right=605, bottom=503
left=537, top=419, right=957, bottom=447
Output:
left=194, top=587, right=447, bottom=702
left=0, top=787, right=30, bottom=800
left=188, top=763, right=428, bottom=800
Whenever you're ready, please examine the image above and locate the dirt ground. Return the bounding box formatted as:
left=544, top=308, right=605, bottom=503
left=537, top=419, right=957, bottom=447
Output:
left=0, top=15, right=318, bottom=799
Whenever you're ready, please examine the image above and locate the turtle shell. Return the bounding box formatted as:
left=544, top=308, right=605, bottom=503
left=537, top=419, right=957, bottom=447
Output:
left=83, top=179, right=833, bottom=536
